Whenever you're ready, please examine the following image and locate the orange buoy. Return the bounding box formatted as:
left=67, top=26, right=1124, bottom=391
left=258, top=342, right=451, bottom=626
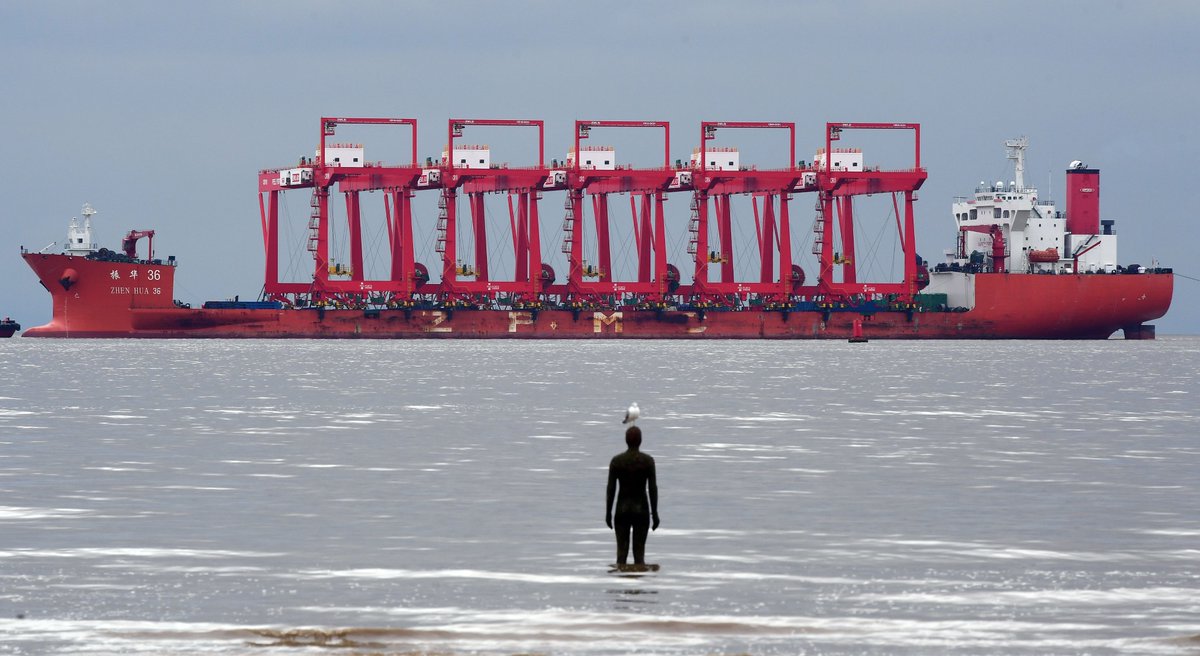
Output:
left=849, top=318, right=867, bottom=343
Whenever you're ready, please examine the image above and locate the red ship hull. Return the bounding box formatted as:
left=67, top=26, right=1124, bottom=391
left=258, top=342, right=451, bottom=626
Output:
left=21, top=252, right=1172, bottom=339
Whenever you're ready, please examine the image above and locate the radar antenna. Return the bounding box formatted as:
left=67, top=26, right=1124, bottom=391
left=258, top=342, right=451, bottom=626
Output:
left=1004, top=137, right=1028, bottom=191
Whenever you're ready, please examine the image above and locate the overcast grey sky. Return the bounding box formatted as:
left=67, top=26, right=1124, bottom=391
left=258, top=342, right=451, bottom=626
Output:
left=2, top=0, right=1197, bottom=334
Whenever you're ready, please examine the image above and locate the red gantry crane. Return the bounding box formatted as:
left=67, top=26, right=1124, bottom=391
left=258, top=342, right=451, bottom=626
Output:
left=688, top=121, right=806, bottom=307
left=256, top=116, right=928, bottom=314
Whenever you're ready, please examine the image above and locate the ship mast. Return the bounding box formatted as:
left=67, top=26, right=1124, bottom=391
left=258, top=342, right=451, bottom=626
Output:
left=1005, top=137, right=1028, bottom=190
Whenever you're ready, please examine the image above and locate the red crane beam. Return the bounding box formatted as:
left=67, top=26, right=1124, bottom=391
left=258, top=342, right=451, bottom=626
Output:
left=320, top=116, right=418, bottom=167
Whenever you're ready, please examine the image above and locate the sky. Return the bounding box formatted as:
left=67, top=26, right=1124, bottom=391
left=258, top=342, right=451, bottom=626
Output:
left=2, top=0, right=1197, bottom=334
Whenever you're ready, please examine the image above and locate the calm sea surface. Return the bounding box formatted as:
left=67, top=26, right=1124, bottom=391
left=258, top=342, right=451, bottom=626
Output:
left=1, top=337, right=1197, bottom=655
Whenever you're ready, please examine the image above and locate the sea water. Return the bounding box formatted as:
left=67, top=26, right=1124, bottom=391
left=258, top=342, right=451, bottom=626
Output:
left=0, top=337, right=1197, bottom=655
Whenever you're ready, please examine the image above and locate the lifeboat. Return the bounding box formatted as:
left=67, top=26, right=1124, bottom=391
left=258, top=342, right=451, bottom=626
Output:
left=1028, top=247, right=1060, bottom=263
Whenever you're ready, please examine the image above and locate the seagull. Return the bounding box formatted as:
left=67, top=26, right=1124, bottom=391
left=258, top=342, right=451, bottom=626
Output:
left=623, top=402, right=640, bottom=424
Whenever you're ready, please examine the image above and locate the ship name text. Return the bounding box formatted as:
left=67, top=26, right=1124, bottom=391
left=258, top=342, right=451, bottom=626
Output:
left=109, top=286, right=162, bottom=295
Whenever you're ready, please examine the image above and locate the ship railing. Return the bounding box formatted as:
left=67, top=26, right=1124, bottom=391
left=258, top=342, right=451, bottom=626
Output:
left=815, top=166, right=927, bottom=174
left=975, top=184, right=1039, bottom=194
left=683, top=164, right=808, bottom=173
left=258, top=162, right=832, bottom=174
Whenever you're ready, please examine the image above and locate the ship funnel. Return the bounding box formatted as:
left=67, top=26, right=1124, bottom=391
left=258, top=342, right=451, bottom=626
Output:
left=1065, top=164, right=1100, bottom=235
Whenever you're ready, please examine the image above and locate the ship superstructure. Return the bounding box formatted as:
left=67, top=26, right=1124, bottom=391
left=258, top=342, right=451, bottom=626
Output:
left=65, top=203, right=99, bottom=256
left=947, top=137, right=1116, bottom=275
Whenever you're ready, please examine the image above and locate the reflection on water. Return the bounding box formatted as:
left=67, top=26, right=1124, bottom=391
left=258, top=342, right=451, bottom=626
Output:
left=606, top=587, right=659, bottom=605
left=1, top=337, right=1198, bottom=654
left=245, top=627, right=455, bottom=649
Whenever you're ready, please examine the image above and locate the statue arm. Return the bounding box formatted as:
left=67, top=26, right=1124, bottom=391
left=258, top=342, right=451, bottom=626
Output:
left=605, top=461, right=617, bottom=527
left=649, top=460, right=659, bottom=528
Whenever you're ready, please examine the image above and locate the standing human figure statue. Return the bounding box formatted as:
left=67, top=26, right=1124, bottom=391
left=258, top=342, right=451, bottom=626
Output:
left=606, top=425, right=659, bottom=566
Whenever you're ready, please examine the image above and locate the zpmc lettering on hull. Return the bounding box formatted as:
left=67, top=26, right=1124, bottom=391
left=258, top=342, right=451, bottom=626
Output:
left=593, top=312, right=623, bottom=333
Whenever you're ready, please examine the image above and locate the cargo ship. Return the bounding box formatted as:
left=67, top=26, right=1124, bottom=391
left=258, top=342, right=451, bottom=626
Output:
left=0, top=317, right=18, bottom=338
left=20, top=118, right=1172, bottom=339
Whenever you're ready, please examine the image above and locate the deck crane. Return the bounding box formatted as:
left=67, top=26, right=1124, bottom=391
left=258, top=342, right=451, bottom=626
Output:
left=958, top=224, right=1007, bottom=273
left=121, top=229, right=155, bottom=260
